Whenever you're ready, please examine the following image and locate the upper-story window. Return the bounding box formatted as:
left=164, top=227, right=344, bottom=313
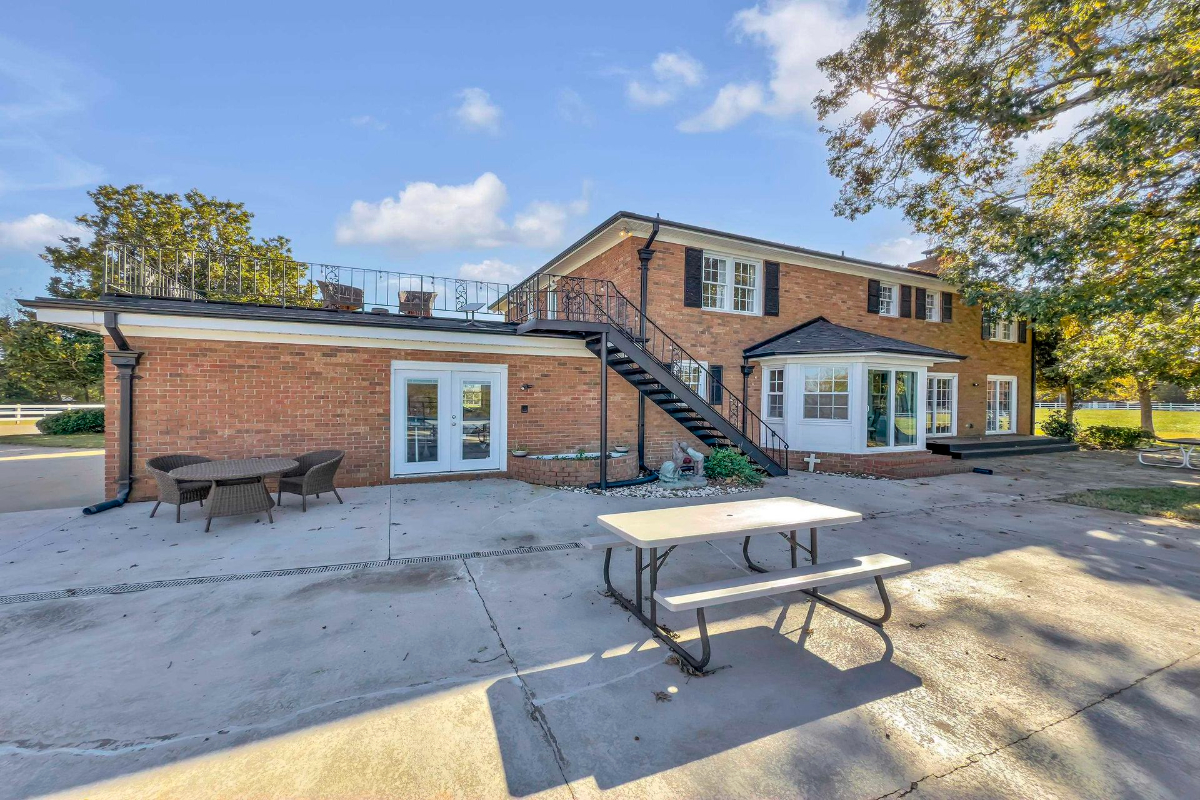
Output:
left=674, top=359, right=707, bottom=397
left=991, top=318, right=1017, bottom=342
left=924, top=290, right=940, bottom=321
left=877, top=283, right=898, bottom=317
left=702, top=252, right=760, bottom=314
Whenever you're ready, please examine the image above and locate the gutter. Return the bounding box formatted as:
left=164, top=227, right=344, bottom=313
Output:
left=83, top=311, right=142, bottom=515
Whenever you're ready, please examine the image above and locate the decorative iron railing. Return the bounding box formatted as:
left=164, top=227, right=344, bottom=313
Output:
left=103, top=243, right=511, bottom=319
left=506, top=273, right=790, bottom=471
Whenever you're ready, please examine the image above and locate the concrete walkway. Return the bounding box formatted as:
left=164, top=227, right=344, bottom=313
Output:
left=1, top=451, right=1197, bottom=799
left=0, top=444, right=104, bottom=514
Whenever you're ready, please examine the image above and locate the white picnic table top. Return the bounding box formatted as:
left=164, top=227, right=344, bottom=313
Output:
left=597, top=496, right=862, bottom=549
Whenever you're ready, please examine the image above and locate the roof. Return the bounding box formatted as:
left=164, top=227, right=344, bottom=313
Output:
left=529, top=211, right=951, bottom=286
left=743, top=317, right=965, bottom=360
left=16, top=295, right=534, bottom=337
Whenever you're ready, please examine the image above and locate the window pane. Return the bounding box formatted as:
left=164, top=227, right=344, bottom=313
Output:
left=802, top=366, right=850, bottom=421
left=867, top=369, right=890, bottom=446
left=702, top=256, right=727, bottom=309
left=406, top=379, right=439, bottom=463
left=460, top=381, right=491, bottom=460
left=894, top=371, right=917, bottom=445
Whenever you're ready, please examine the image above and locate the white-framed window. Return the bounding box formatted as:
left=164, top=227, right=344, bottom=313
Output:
left=924, top=290, right=940, bottom=322
left=991, top=318, right=1017, bottom=342
left=674, top=359, right=707, bottom=398
left=766, top=367, right=785, bottom=419
left=802, top=366, right=850, bottom=420
left=702, top=251, right=760, bottom=314
left=878, top=283, right=898, bottom=317
left=925, top=373, right=957, bottom=436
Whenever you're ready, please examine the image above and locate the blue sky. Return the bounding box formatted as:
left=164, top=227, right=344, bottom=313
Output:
left=0, top=0, right=925, bottom=307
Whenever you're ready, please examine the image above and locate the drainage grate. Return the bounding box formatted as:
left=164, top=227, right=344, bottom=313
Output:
left=0, top=542, right=581, bottom=606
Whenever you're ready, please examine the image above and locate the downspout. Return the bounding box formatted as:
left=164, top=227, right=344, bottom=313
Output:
left=83, top=312, right=142, bottom=515
left=740, top=360, right=754, bottom=434
left=635, top=215, right=660, bottom=471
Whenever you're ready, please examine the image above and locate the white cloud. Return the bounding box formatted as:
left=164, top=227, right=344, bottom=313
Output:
left=0, top=213, right=88, bottom=251
left=626, top=80, right=676, bottom=108
left=680, top=0, right=865, bottom=132
left=454, top=87, right=502, bottom=134
left=335, top=173, right=589, bottom=251
left=458, top=259, right=528, bottom=284
left=652, top=51, right=705, bottom=87
left=349, top=114, right=387, bottom=130
left=866, top=236, right=928, bottom=266
left=557, top=89, right=594, bottom=126
left=626, top=50, right=705, bottom=108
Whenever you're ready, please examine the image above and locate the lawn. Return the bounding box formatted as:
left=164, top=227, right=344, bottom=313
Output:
left=1035, top=409, right=1200, bottom=440
left=0, top=432, right=105, bottom=449
left=1058, top=486, right=1200, bottom=523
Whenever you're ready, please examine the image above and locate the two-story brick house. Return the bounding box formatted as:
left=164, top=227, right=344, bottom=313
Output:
left=21, top=211, right=1037, bottom=502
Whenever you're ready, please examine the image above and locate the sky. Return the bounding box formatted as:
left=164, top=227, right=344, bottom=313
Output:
left=0, top=0, right=928, bottom=308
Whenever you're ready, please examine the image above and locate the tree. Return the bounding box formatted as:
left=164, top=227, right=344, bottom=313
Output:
left=44, top=184, right=299, bottom=300
left=816, top=0, right=1200, bottom=325
left=1056, top=311, right=1200, bottom=434
left=0, top=312, right=105, bottom=402
left=1033, top=320, right=1109, bottom=424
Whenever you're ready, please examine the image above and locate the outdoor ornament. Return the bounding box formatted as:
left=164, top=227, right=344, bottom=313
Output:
left=659, top=460, right=683, bottom=482
left=803, top=453, right=821, bottom=473
left=671, top=440, right=705, bottom=476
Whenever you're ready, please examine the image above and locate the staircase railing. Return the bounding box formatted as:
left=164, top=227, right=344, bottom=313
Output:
left=507, top=274, right=789, bottom=471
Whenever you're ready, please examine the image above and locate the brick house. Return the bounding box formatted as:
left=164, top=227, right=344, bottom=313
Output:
left=21, top=211, right=1035, bottom=500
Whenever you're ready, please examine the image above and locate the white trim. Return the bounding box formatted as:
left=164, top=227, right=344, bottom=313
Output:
left=30, top=307, right=592, bottom=358
left=925, top=372, right=958, bottom=437
left=390, top=361, right=508, bottom=477
left=751, top=351, right=957, bottom=368
left=985, top=374, right=1018, bottom=434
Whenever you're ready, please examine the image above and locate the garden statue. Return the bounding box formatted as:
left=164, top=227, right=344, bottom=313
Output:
left=658, top=460, right=683, bottom=483
left=672, top=440, right=705, bottom=476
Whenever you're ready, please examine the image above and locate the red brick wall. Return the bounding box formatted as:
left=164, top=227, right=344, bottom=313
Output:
left=508, top=452, right=639, bottom=487
left=570, top=235, right=1033, bottom=450
left=106, top=336, right=633, bottom=500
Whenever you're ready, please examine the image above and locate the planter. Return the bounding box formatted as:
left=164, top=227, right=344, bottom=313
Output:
left=510, top=452, right=639, bottom=487
left=614, top=446, right=629, bottom=453
left=511, top=450, right=528, bottom=457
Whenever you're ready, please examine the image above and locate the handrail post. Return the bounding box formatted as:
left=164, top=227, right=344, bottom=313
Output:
left=599, top=330, right=609, bottom=490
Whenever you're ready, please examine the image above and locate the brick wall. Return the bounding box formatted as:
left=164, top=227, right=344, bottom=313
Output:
left=106, top=336, right=633, bottom=500
left=508, top=453, right=639, bottom=487
left=570, top=235, right=1033, bottom=452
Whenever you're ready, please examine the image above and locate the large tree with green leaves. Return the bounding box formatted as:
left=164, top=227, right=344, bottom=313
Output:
left=0, top=312, right=105, bottom=402
left=816, top=0, right=1200, bottom=324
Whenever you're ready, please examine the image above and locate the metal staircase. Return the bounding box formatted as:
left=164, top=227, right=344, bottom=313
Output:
left=507, top=275, right=789, bottom=476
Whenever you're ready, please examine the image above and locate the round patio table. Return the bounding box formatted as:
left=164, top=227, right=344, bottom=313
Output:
left=171, top=458, right=297, bottom=532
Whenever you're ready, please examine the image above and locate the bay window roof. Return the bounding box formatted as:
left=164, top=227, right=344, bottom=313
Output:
left=744, top=316, right=965, bottom=360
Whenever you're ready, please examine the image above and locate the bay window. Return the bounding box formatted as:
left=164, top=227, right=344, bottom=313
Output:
left=802, top=366, right=850, bottom=420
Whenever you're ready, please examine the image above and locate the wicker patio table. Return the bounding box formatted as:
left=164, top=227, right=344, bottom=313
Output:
left=171, top=458, right=297, bottom=532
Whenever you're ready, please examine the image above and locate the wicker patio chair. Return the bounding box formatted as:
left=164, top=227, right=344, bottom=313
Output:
left=317, top=280, right=365, bottom=311
left=277, top=450, right=345, bottom=511
left=146, top=455, right=212, bottom=522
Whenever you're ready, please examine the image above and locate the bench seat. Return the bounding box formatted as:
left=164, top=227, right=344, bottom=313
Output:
left=653, top=554, right=910, bottom=612
left=580, top=533, right=627, bottom=550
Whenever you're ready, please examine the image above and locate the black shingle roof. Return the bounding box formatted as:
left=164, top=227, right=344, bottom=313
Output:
left=743, top=316, right=965, bottom=360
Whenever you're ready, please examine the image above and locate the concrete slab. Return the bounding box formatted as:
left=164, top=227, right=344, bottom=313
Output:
left=0, top=445, right=103, bottom=514
left=0, top=450, right=1198, bottom=799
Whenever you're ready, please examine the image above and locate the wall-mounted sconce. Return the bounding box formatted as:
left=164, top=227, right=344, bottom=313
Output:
left=520, top=383, right=534, bottom=391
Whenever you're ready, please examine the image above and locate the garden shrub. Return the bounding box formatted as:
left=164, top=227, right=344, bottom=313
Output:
left=1076, top=424, right=1151, bottom=450
left=702, top=447, right=764, bottom=486
left=36, top=408, right=105, bottom=435
left=1039, top=410, right=1079, bottom=440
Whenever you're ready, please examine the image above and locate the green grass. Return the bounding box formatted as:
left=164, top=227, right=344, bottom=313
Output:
left=1035, top=409, right=1200, bottom=440
left=0, top=432, right=105, bottom=449
left=1058, top=486, right=1200, bottom=523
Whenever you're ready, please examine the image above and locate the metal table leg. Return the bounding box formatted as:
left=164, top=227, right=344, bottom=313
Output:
left=603, top=546, right=711, bottom=673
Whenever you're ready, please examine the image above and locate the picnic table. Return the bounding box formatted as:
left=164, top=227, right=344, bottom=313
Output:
left=1139, top=437, right=1200, bottom=469
left=171, top=457, right=297, bottom=531
left=585, top=497, right=909, bottom=672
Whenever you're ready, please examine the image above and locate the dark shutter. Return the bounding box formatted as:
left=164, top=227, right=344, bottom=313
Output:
left=900, top=285, right=912, bottom=317
left=942, top=292, right=953, bottom=322
left=914, top=287, right=927, bottom=320
left=981, top=311, right=992, bottom=340
left=867, top=279, right=881, bottom=313
left=1017, top=319, right=1028, bottom=343
left=708, top=365, right=724, bottom=404
left=684, top=247, right=703, bottom=308
left=764, top=261, right=780, bottom=316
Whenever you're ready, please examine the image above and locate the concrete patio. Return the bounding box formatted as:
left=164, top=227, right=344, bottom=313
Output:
left=1, top=450, right=1198, bottom=799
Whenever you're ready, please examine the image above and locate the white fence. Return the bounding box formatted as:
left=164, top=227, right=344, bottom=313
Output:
left=0, top=404, right=105, bottom=422
left=1036, top=401, right=1200, bottom=412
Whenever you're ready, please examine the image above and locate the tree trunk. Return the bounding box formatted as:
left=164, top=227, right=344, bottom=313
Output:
left=1064, top=383, right=1075, bottom=424
left=1136, top=379, right=1155, bottom=435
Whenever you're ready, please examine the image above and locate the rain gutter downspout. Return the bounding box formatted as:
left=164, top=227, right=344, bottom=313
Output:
left=83, top=311, right=142, bottom=515
left=635, top=215, right=660, bottom=471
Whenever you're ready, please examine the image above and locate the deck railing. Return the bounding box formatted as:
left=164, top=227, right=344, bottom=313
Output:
left=103, top=243, right=511, bottom=320
left=507, top=273, right=790, bottom=471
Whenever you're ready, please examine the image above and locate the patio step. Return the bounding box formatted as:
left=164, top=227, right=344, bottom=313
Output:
left=928, top=436, right=1077, bottom=459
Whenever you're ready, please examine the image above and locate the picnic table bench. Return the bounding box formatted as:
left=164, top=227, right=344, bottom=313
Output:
left=1139, top=437, right=1200, bottom=469
left=584, top=497, right=909, bottom=673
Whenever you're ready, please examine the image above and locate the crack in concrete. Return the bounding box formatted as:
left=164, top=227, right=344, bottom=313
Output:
left=875, top=648, right=1200, bottom=799
left=462, top=558, right=578, bottom=800
left=0, top=670, right=491, bottom=758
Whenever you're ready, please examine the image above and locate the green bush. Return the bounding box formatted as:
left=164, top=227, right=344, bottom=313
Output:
left=1039, top=410, right=1080, bottom=440
left=702, top=447, right=764, bottom=486
left=1076, top=424, right=1151, bottom=450
left=36, top=408, right=105, bottom=435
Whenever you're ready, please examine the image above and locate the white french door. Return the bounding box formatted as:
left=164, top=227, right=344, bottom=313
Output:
left=986, top=376, right=1016, bottom=434
left=392, top=363, right=505, bottom=475
left=926, top=374, right=957, bottom=437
